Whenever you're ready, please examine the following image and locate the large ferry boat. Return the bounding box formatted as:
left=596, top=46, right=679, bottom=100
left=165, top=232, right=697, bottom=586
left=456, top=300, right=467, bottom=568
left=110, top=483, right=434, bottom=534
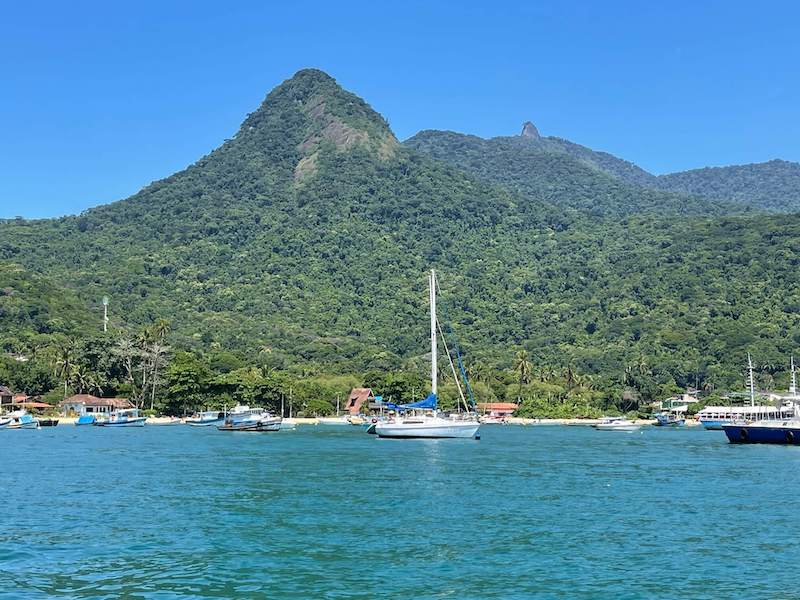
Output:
left=699, top=354, right=795, bottom=429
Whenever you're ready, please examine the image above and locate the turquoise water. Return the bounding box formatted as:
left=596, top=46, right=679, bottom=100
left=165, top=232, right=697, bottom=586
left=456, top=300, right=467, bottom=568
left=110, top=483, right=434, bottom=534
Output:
left=2, top=424, right=799, bottom=599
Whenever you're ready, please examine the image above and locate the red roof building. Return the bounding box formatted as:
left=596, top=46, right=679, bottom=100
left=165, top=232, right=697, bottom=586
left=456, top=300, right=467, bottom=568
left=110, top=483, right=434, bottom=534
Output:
left=477, top=402, right=519, bottom=417
left=345, top=388, right=375, bottom=415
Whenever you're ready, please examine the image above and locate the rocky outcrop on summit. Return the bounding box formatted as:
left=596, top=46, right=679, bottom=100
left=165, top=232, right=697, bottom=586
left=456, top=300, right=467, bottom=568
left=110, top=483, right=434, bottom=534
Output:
left=521, top=121, right=540, bottom=139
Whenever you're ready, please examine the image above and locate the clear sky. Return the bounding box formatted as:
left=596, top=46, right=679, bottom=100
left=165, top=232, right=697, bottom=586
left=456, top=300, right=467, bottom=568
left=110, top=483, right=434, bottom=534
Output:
left=1, top=0, right=798, bottom=218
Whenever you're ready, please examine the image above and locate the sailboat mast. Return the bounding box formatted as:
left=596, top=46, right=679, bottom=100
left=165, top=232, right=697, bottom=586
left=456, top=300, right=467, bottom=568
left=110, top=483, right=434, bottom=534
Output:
left=430, top=270, right=437, bottom=397
left=748, top=353, right=755, bottom=407
left=791, top=356, right=797, bottom=397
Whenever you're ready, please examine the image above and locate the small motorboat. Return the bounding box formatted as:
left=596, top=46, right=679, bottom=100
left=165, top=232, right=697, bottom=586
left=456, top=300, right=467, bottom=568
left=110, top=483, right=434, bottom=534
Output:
left=186, top=410, right=225, bottom=427
left=479, top=414, right=508, bottom=425
left=0, top=417, right=12, bottom=429
left=14, top=414, right=40, bottom=429
left=217, top=405, right=281, bottom=432
left=39, top=418, right=60, bottom=427
left=76, top=414, right=97, bottom=426
left=317, top=415, right=350, bottom=426
left=146, top=416, right=182, bottom=426
left=654, top=413, right=685, bottom=427
left=593, top=417, right=641, bottom=432
left=94, top=408, right=146, bottom=427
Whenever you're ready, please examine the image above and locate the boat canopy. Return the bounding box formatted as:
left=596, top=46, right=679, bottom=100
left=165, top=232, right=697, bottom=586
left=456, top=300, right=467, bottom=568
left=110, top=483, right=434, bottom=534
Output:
left=398, top=393, right=438, bottom=411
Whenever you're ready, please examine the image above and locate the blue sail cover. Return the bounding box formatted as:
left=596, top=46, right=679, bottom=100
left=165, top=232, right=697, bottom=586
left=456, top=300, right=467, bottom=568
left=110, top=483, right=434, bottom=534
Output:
left=399, top=393, right=437, bottom=411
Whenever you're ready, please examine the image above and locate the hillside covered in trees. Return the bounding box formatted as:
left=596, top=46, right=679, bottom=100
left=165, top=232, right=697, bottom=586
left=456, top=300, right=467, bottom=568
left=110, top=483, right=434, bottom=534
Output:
left=1, top=69, right=799, bottom=416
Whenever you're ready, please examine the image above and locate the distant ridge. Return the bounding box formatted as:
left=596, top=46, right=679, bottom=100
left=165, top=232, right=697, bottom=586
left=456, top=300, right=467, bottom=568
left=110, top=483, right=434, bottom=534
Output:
left=656, top=159, right=800, bottom=212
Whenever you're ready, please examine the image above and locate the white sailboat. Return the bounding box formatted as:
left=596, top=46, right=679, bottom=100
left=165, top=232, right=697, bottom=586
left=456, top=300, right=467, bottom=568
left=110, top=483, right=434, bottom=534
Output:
left=376, top=270, right=480, bottom=440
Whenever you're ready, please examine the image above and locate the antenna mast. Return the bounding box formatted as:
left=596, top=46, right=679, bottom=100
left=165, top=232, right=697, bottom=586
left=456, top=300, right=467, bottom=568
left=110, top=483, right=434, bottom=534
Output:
left=430, top=270, right=437, bottom=397
left=102, top=296, right=109, bottom=333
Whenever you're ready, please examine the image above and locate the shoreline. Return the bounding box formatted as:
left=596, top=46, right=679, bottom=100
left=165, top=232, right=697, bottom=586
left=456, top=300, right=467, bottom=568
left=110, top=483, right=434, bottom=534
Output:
left=42, top=416, right=701, bottom=427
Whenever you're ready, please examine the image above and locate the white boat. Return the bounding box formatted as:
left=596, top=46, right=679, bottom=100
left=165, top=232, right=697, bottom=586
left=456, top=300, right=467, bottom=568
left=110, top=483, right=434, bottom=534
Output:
left=376, top=270, right=480, bottom=440
left=593, top=417, right=641, bottom=432
left=318, top=416, right=349, bottom=425
left=699, top=355, right=796, bottom=429
left=218, top=405, right=281, bottom=432
left=186, top=410, right=226, bottom=427
left=95, top=408, right=146, bottom=427
left=0, top=417, right=12, bottom=429
left=479, top=414, right=507, bottom=425
left=6, top=410, right=40, bottom=429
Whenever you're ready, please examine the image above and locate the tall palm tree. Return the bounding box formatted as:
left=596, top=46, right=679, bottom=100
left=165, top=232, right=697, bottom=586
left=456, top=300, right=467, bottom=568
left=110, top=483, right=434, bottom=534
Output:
left=54, top=343, right=76, bottom=399
left=514, top=349, right=533, bottom=398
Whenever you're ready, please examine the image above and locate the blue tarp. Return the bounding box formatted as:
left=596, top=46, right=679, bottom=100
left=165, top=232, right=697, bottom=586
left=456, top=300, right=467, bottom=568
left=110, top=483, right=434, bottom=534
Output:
left=399, top=393, right=437, bottom=411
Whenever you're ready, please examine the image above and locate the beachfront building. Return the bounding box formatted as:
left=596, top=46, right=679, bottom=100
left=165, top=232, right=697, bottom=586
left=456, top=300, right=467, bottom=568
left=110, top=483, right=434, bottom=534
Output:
left=477, top=402, right=519, bottom=418
left=0, top=385, right=12, bottom=411
left=345, top=388, right=377, bottom=415
left=60, top=394, right=134, bottom=416
left=654, top=390, right=702, bottom=415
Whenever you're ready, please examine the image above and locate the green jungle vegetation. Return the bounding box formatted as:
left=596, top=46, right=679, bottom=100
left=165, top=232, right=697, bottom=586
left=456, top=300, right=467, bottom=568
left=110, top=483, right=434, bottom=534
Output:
left=2, top=69, right=800, bottom=417
left=657, top=159, right=800, bottom=213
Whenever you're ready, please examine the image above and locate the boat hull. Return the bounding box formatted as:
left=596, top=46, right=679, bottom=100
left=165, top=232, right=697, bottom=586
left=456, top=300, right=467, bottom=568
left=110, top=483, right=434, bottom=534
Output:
left=375, top=421, right=480, bottom=439
left=39, top=419, right=60, bottom=427
left=187, top=419, right=224, bottom=427
left=218, top=421, right=281, bottom=432
left=95, top=418, right=146, bottom=427
left=700, top=419, right=729, bottom=430
left=723, top=424, right=800, bottom=445
left=594, top=424, right=641, bottom=432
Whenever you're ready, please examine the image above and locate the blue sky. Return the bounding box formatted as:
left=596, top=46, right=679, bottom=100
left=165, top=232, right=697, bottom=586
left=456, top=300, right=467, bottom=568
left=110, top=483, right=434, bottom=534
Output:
left=1, top=0, right=798, bottom=218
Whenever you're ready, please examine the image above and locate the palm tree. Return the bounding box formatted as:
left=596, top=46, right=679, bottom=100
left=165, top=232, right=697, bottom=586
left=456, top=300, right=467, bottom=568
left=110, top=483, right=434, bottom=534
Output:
left=514, top=349, right=533, bottom=398
left=148, top=342, right=170, bottom=410
left=54, top=343, right=76, bottom=399
left=152, top=318, right=171, bottom=342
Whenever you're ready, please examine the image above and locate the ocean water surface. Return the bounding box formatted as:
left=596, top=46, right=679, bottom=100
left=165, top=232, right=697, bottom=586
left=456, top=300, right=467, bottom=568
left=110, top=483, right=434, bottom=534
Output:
left=1, top=424, right=798, bottom=599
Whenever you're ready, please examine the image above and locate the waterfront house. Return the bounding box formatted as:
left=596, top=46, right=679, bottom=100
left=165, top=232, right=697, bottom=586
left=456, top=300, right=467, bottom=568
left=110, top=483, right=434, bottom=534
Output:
left=60, top=394, right=134, bottom=416
left=0, top=385, right=12, bottom=411
left=476, top=402, right=519, bottom=418
left=345, top=388, right=376, bottom=415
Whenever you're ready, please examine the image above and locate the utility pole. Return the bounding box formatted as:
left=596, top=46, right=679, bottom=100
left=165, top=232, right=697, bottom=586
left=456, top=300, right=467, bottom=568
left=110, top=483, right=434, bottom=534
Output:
left=102, top=296, right=109, bottom=333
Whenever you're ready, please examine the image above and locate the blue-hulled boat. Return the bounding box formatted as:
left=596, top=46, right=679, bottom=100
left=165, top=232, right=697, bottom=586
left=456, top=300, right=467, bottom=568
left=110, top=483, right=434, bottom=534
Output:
left=76, top=415, right=96, bottom=426
left=723, top=420, right=800, bottom=445
left=654, top=413, right=685, bottom=427
left=94, top=408, right=146, bottom=427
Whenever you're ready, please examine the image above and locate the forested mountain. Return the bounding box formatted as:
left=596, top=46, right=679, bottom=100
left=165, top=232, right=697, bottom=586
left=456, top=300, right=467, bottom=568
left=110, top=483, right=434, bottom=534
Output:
left=403, top=129, right=730, bottom=217
left=2, top=69, right=800, bottom=415
left=407, top=127, right=800, bottom=213
left=657, top=160, right=800, bottom=212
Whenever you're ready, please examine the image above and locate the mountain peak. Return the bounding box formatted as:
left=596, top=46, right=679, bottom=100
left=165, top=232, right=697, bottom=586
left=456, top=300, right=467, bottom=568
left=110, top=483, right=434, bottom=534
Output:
left=236, top=69, right=398, bottom=182
left=521, top=121, right=540, bottom=139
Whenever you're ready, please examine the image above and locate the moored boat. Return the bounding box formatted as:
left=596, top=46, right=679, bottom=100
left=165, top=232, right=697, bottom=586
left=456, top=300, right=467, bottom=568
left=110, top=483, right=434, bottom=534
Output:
left=186, top=410, right=225, bottom=427
left=375, top=270, right=480, bottom=440
left=39, top=418, right=60, bottom=427
left=654, top=413, right=685, bottom=427
left=94, top=408, right=146, bottom=427
left=76, top=414, right=97, bottom=426
left=317, top=415, right=349, bottom=425
left=217, top=405, right=281, bottom=432
left=0, top=416, right=13, bottom=429
left=723, top=420, right=800, bottom=445
left=701, top=354, right=795, bottom=429
left=593, top=417, right=641, bottom=432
